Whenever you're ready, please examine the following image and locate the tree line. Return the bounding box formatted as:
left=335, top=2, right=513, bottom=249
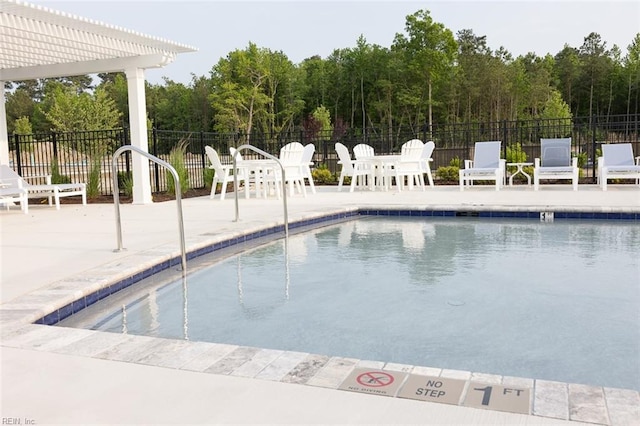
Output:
left=5, top=9, right=639, bottom=143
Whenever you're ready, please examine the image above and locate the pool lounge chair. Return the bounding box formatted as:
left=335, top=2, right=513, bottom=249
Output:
left=0, top=164, right=86, bottom=210
left=533, top=138, right=578, bottom=191
left=459, top=141, right=504, bottom=191
left=0, top=180, right=28, bottom=213
left=598, top=143, right=640, bottom=191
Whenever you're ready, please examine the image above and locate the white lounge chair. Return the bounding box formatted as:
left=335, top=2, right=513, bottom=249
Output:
left=205, top=146, right=249, bottom=200
left=0, top=164, right=86, bottom=210
left=533, top=138, right=578, bottom=191
left=335, top=143, right=372, bottom=192
left=459, top=141, right=504, bottom=191
left=0, top=170, right=28, bottom=214
left=598, top=143, right=640, bottom=191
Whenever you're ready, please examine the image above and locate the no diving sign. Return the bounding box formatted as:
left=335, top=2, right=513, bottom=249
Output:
left=339, top=368, right=407, bottom=397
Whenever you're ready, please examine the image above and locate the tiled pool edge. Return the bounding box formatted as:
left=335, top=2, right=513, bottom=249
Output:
left=2, top=325, right=639, bottom=425
left=1, top=206, right=638, bottom=425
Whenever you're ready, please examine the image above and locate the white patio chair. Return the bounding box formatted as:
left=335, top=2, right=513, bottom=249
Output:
left=0, top=164, right=86, bottom=210
left=421, top=141, right=436, bottom=187
left=278, top=142, right=307, bottom=197
left=353, top=143, right=375, bottom=159
left=394, top=139, right=425, bottom=192
left=598, top=143, right=640, bottom=191
left=459, top=141, right=504, bottom=191
left=205, top=146, right=249, bottom=200
left=301, top=143, right=316, bottom=194
left=335, top=143, right=372, bottom=192
left=533, top=138, right=578, bottom=191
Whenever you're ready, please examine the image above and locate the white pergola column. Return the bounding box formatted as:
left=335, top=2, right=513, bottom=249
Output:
left=0, top=82, right=9, bottom=166
left=125, top=68, right=153, bottom=204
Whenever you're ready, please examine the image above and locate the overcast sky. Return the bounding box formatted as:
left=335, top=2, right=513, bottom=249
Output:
left=31, top=0, right=640, bottom=85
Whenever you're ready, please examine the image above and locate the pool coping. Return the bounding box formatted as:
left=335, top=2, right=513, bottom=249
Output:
left=1, top=206, right=639, bottom=425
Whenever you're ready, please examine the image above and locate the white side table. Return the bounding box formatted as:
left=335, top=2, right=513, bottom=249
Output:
left=507, top=162, right=533, bottom=186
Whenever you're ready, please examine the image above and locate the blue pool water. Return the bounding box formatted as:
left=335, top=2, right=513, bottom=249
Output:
left=61, top=217, right=640, bottom=390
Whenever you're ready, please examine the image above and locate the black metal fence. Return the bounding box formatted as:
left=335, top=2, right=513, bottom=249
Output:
left=8, top=114, right=639, bottom=195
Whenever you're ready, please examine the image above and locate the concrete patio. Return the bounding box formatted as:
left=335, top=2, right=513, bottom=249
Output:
left=1, top=184, right=639, bottom=425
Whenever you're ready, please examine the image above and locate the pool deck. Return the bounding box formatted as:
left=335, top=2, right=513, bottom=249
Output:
left=1, top=184, right=639, bottom=425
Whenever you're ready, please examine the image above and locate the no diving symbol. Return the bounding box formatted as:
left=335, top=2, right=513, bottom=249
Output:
left=356, top=371, right=395, bottom=388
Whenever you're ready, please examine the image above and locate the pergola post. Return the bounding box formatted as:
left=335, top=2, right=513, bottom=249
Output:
left=0, top=82, right=9, bottom=165
left=125, top=67, right=153, bottom=204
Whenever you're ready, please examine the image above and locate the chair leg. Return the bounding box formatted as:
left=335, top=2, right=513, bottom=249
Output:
left=54, top=187, right=61, bottom=209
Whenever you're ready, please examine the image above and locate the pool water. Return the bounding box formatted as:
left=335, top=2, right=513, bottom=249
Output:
left=61, top=217, right=640, bottom=390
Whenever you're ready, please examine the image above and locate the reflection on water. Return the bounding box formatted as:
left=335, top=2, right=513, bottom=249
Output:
left=62, top=217, right=640, bottom=391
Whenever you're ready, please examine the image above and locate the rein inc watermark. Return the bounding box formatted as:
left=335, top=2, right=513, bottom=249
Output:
left=2, top=418, right=35, bottom=425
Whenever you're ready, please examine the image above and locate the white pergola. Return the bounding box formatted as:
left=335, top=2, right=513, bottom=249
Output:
left=0, top=0, right=197, bottom=203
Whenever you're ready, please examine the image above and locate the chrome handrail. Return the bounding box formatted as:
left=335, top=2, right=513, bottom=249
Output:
left=232, top=144, right=288, bottom=237
left=111, top=145, right=187, bottom=273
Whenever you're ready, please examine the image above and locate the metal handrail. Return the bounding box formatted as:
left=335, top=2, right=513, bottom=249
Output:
left=111, top=145, right=187, bottom=273
left=232, top=144, right=289, bottom=237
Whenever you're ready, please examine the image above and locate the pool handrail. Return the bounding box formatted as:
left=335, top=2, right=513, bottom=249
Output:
left=111, top=145, right=187, bottom=273
left=232, top=144, right=289, bottom=237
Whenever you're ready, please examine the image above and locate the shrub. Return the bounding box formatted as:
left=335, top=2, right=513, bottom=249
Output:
left=435, top=166, right=459, bottom=182
left=117, top=171, right=133, bottom=197
left=506, top=143, right=527, bottom=163
left=449, top=156, right=461, bottom=168
left=50, top=158, right=71, bottom=184
left=86, top=155, right=103, bottom=198
left=203, top=167, right=214, bottom=189
left=166, top=138, right=190, bottom=196
left=311, top=164, right=335, bottom=184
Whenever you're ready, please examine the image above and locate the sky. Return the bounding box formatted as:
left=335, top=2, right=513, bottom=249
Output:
left=30, top=0, right=640, bottom=85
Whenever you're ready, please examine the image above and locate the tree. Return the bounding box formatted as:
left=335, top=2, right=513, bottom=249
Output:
left=578, top=32, right=612, bottom=118
left=623, top=34, right=640, bottom=116
left=392, top=10, right=457, bottom=133
left=42, top=83, right=121, bottom=132
left=209, top=43, right=272, bottom=142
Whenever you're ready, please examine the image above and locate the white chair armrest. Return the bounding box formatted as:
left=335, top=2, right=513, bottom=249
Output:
left=571, top=157, right=578, bottom=167
left=464, top=159, right=473, bottom=169
left=24, top=174, right=52, bottom=184
left=534, top=158, right=541, bottom=168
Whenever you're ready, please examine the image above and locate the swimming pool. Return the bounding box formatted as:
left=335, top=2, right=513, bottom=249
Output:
left=60, top=216, right=640, bottom=391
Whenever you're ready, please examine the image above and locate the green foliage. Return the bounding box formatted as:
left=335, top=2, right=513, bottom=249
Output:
left=311, top=106, right=332, bottom=135
left=117, top=171, right=134, bottom=197
left=575, top=151, right=588, bottom=169
left=311, top=164, right=335, bottom=184
left=42, top=83, right=121, bottom=132
left=448, top=156, right=461, bottom=168
left=506, top=143, right=527, bottom=163
left=86, top=155, right=103, bottom=198
left=435, top=165, right=459, bottom=182
left=166, top=138, right=190, bottom=196
left=203, top=167, right=214, bottom=189
left=14, top=116, right=33, bottom=135
left=50, top=158, right=71, bottom=184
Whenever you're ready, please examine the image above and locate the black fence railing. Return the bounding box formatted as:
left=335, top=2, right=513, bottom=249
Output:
left=8, top=114, right=639, bottom=195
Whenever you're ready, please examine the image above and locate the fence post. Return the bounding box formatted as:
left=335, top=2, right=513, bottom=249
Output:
left=152, top=127, right=159, bottom=191
left=14, top=134, right=22, bottom=174
left=591, top=115, right=597, bottom=183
